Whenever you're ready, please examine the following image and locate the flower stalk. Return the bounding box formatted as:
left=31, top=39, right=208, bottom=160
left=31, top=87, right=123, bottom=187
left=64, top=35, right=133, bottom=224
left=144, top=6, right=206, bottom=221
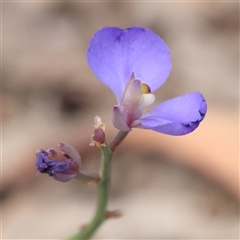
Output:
left=68, top=130, right=129, bottom=239
left=109, top=131, right=129, bottom=151
left=75, top=171, right=100, bottom=184
left=68, top=139, right=113, bottom=240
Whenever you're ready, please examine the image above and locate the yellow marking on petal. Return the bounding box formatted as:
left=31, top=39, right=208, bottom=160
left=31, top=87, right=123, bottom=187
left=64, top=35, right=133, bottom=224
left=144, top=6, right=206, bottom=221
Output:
left=48, top=153, right=53, bottom=159
left=141, top=83, right=151, bottom=94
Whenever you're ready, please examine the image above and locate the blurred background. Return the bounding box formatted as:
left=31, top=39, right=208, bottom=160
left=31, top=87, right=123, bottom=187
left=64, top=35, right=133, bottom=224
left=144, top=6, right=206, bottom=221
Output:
left=2, top=1, right=239, bottom=239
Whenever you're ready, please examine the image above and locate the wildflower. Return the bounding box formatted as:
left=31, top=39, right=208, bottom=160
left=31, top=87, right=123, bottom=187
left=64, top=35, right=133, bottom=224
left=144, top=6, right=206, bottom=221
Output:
left=36, top=143, right=81, bottom=182
left=87, top=27, right=207, bottom=135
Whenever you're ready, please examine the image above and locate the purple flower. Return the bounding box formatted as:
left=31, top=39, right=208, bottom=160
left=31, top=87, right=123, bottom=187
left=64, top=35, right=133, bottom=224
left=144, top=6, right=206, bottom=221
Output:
left=36, top=143, right=81, bottom=182
left=87, top=26, right=207, bottom=135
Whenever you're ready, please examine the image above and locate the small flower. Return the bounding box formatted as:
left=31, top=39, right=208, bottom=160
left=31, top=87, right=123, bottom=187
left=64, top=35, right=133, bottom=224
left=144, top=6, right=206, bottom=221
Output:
left=87, top=27, right=207, bottom=136
left=36, top=143, right=81, bottom=182
left=90, top=116, right=106, bottom=147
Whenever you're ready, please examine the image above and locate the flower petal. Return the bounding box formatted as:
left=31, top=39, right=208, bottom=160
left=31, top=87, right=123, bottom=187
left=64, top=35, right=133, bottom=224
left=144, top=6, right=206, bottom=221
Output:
left=112, top=105, right=131, bottom=132
left=52, top=172, right=76, bottom=182
left=58, top=143, right=81, bottom=167
left=139, top=92, right=207, bottom=135
left=87, top=26, right=171, bottom=102
left=121, top=79, right=144, bottom=125
left=36, top=150, right=70, bottom=176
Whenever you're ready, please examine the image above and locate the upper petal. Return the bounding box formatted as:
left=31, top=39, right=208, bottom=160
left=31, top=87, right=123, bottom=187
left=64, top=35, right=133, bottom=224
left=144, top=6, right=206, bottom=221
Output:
left=139, top=92, right=207, bottom=135
left=87, top=26, right=172, bottom=103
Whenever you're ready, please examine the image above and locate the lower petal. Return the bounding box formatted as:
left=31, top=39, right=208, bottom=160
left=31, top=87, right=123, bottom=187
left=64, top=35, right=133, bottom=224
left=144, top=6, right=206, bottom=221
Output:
left=139, top=92, right=207, bottom=136
left=53, top=172, right=76, bottom=182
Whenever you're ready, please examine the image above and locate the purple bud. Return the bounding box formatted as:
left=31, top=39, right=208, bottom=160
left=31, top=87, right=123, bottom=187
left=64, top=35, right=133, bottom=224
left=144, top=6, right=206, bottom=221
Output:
left=92, top=128, right=105, bottom=144
left=35, top=143, right=81, bottom=182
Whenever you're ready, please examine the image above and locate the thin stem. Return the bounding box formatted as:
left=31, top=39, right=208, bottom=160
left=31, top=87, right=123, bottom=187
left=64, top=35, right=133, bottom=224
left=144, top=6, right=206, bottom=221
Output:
left=67, top=131, right=129, bottom=240
left=75, top=170, right=100, bottom=184
left=68, top=140, right=113, bottom=240
left=109, top=131, right=129, bottom=151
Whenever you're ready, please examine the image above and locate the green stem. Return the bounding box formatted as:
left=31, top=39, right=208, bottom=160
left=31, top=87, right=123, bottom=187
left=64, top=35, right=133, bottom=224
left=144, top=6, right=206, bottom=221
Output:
left=75, top=170, right=100, bottom=184
left=68, top=140, right=113, bottom=240
left=68, top=131, right=129, bottom=240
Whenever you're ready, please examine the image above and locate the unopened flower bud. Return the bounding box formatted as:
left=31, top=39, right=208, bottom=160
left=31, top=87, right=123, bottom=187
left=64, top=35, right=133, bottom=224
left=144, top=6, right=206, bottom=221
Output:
left=90, top=116, right=106, bottom=147
left=92, top=128, right=105, bottom=145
